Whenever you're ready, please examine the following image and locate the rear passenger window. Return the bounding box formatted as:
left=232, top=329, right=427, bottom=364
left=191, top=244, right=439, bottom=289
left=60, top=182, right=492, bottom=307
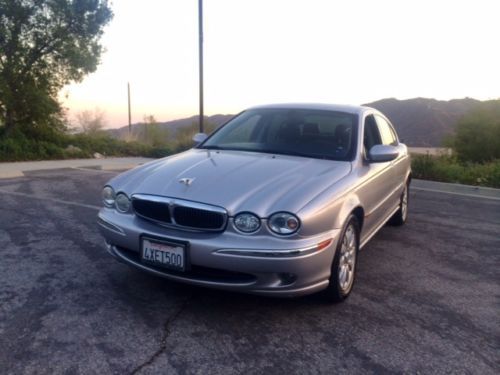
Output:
left=375, top=116, right=398, bottom=146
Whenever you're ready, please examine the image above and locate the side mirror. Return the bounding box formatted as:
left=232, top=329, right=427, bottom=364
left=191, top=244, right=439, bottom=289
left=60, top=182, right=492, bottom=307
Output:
left=368, top=144, right=399, bottom=162
left=192, top=133, right=208, bottom=144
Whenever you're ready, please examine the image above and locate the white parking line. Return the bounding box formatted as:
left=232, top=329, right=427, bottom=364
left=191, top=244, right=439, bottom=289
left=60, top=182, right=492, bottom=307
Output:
left=412, top=186, right=500, bottom=201
left=0, top=189, right=101, bottom=210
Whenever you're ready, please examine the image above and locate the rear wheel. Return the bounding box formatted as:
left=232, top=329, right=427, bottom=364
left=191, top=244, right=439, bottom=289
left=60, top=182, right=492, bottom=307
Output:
left=389, top=181, right=409, bottom=226
left=323, top=215, right=359, bottom=303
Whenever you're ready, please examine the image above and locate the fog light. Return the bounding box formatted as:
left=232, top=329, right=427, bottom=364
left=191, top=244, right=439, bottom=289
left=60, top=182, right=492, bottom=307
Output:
left=279, top=273, right=297, bottom=285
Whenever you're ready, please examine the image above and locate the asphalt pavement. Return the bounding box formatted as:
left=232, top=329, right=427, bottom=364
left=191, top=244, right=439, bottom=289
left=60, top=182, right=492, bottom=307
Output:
left=0, top=157, right=152, bottom=178
left=0, top=167, right=499, bottom=374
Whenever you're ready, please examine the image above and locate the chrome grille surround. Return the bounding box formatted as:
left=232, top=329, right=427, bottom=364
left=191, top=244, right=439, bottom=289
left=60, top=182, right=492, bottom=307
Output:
left=131, top=193, right=228, bottom=232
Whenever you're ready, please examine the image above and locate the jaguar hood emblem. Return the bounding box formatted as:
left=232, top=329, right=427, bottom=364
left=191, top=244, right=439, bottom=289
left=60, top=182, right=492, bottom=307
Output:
left=178, top=177, right=195, bottom=186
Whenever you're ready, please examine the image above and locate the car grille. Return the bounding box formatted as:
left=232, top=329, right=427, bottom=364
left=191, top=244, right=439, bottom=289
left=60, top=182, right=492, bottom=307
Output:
left=131, top=194, right=227, bottom=232
left=132, top=199, right=172, bottom=223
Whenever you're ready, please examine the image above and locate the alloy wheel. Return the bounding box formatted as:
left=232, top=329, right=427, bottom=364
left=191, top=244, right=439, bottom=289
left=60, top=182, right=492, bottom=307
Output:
left=338, top=224, right=357, bottom=292
left=401, top=185, right=408, bottom=221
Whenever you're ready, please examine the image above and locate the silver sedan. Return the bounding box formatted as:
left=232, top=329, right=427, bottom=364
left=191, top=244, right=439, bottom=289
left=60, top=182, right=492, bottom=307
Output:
left=98, top=104, right=411, bottom=302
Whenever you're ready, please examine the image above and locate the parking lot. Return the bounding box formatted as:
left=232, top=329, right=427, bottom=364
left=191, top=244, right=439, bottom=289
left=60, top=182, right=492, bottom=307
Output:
left=0, top=167, right=499, bottom=374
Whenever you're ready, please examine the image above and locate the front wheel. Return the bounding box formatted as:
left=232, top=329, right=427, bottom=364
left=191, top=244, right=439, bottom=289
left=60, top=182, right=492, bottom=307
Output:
left=323, top=215, right=360, bottom=303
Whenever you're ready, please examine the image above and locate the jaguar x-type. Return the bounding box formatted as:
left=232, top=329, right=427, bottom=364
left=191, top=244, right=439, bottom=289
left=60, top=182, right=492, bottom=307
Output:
left=98, top=104, right=411, bottom=302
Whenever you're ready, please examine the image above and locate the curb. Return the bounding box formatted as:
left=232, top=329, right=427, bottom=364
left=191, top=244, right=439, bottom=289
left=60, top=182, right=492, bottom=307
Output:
left=412, top=179, right=500, bottom=200
left=0, top=171, right=24, bottom=179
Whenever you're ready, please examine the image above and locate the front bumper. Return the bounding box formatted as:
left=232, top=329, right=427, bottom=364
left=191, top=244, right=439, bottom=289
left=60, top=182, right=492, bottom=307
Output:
left=98, top=208, right=340, bottom=297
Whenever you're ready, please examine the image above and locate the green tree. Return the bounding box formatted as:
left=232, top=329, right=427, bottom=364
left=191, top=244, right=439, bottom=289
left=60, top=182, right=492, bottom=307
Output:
left=76, top=107, right=106, bottom=135
left=451, top=100, right=500, bottom=163
left=0, top=0, right=112, bottom=137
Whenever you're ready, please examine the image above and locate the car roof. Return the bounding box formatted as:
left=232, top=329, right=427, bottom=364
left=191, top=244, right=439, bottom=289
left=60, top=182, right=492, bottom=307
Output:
left=247, top=103, right=374, bottom=115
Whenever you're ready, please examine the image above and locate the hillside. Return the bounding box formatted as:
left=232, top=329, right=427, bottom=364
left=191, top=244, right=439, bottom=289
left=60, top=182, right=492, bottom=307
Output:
left=364, top=97, right=480, bottom=146
left=108, top=98, right=484, bottom=147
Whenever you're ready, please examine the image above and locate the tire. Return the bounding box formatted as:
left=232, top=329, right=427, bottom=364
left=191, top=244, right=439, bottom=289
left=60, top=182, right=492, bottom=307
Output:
left=389, top=181, right=409, bottom=226
left=323, top=215, right=360, bottom=303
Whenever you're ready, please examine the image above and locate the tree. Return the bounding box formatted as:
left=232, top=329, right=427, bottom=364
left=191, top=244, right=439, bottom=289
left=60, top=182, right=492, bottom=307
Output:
left=76, top=107, right=106, bottom=135
left=451, top=100, right=500, bottom=163
left=142, top=115, right=168, bottom=147
left=0, top=0, right=112, bottom=136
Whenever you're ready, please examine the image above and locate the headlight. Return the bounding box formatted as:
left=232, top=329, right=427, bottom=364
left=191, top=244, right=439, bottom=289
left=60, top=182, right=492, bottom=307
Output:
left=234, top=212, right=261, bottom=233
left=115, top=193, right=131, bottom=213
left=268, top=212, right=300, bottom=235
left=102, top=186, right=115, bottom=207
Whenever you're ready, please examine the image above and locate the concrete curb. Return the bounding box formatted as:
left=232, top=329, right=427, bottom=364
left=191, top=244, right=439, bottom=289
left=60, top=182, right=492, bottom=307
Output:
left=0, top=171, right=24, bottom=179
left=412, top=179, right=500, bottom=200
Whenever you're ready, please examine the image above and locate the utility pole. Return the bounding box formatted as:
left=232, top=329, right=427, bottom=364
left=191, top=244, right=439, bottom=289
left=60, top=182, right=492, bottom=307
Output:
left=127, top=82, right=132, bottom=135
left=198, top=0, right=204, bottom=133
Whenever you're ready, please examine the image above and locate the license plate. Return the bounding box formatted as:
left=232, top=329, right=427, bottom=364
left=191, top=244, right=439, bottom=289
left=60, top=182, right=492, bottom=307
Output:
left=141, top=238, right=186, bottom=271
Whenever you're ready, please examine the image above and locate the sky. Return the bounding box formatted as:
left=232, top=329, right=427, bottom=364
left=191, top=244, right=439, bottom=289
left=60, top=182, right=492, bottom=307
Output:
left=61, top=0, right=500, bottom=128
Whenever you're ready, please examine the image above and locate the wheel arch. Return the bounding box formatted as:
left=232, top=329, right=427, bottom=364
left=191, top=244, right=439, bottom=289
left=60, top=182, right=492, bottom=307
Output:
left=351, top=206, right=365, bottom=232
left=333, top=191, right=365, bottom=231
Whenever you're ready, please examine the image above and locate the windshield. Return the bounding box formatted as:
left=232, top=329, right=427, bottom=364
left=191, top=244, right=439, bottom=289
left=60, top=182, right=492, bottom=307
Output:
left=199, top=108, right=358, bottom=161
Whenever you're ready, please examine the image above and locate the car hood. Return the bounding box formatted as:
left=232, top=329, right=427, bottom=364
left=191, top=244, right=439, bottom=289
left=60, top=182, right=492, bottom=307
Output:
left=110, top=149, right=351, bottom=216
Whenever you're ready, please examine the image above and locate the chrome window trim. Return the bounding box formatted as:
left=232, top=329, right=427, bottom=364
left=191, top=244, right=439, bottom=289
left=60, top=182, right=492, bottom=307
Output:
left=131, top=193, right=228, bottom=232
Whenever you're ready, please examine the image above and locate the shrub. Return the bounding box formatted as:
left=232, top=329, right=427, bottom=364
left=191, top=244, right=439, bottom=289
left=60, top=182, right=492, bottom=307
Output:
left=0, top=131, right=173, bottom=162
left=411, top=154, right=500, bottom=188
left=0, top=132, right=65, bottom=161
left=450, top=100, right=500, bottom=163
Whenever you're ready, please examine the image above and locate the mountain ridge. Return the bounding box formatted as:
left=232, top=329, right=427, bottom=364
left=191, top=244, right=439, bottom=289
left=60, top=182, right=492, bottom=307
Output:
left=363, top=97, right=480, bottom=146
left=108, top=97, right=486, bottom=147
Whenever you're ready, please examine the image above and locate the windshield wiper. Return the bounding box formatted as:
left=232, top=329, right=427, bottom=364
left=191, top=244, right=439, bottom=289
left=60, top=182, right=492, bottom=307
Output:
left=199, top=145, right=223, bottom=150
left=259, top=149, right=331, bottom=159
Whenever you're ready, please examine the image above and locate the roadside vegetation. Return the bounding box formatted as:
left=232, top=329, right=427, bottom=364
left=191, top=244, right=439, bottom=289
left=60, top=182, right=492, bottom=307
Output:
left=411, top=100, right=500, bottom=188
left=0, top=113, right=218, bottom=162
left=411, top=154, right=500, bottom=188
